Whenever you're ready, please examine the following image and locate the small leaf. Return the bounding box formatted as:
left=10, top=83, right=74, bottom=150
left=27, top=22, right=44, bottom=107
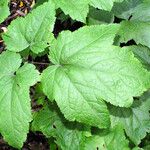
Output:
left=0, top=0, right=9, bottom=23
left=0, top=51, right=40, bottom=148
left=3, top=1, right=56, bottom=54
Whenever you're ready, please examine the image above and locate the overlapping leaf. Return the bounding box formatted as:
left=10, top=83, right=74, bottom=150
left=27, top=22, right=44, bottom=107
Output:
left=131, top=1, right=150, bottom=22
left=52, top=0, right=90, bottom=23
left=112, top=0, right=143, bottom=19
left=119, top=21, right=150, bottom=48
left=87, top=7, right=114, bottom=25
left=90, top=0, right=124, bottom=11
left=118, top=1, right=150, bottom=48
left=1, top=0, right=150, bottom=149
left=41, top=24, right=150, bottom=129
left=3, top=1, right=56, bottom=54
left=127, top=45, right=150, bottom=70
left=83, top=125, right=130, bottom=150
left=32, top=104, right=90, bottom=150
left=32, top=105, right=130, bottom=149
left=51, top=0, right=124, bottom=22
left=0, top=51, right=40, bottom=148
left=109, top=91, right=150, bottom=145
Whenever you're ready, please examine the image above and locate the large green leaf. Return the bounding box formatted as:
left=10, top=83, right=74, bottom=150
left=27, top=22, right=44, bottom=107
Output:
left=90, top=0, right=124, bottom=11
left=109, top=91, right=150, bottom=145
left=0, top=51, right=40, bottom=148
left=83, top=124, right=130, bottom=150
left=32, top=104, right=90, bottom=150
left=41, top=65, right=110, bottom=128
left=0, top=0, right=9, bottom=23
left=52, top=0, right=90, bottom=23
left=41, top=25, right=150, bottom=128
left=3, top=1, right=56, bottom=54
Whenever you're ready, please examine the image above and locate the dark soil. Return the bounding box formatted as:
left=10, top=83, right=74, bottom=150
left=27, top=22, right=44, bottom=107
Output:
left=0, top=132, right=50, bottom=150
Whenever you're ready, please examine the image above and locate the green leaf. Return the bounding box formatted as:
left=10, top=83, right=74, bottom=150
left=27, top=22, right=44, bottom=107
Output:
left=0, top=51, right=40, bottom=148
left=112, top=0, right=142, bottom=19
left=83, top=124, right=130, bottom=150
left=144, top=145, right=150, bottom=150
left=32, top=104, right=90, bottom=150
left=131, top=1, right=150, bottom=22
left=126, top=45, right=150, bottom=70
left=0, top=0, right=9, bottom=23
left=33, top=0, right=49, bottom=8
left=52, top=0, right=90, bottom=23
left=132, top=148, right=143, bottom=150
left=87, top=7, right=114, bottom=25
left=109, top=91, right=150, bottom=145
left=118, top=1, right=150, bottom=48
left=3, top=1, right=56, bottom=54
left=42, top=25, right=150, bottom=128
left=32, top=105, right=58, bottom=137
left=41, top=65, right=110, bottom=128
left=119, top=21, right=150, bottom=48
left=90, top=0, right=124, bottom=11
left=33, top=83, right=46, bottom=105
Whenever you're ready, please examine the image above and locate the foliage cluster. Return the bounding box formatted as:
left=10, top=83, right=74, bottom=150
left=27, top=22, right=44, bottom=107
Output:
left=1, top=0, right=150, bottom=149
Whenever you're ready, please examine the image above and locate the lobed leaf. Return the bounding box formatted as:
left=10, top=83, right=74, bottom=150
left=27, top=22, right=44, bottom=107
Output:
left=42, top=24, right=150, bottom=129
left=0, top=51, right=40, bottom=148
left=3, top=1, right=56, bottom=54
left=52, top=0, right=90, bottom=23
left=51, top=0, right=123, bottom=22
